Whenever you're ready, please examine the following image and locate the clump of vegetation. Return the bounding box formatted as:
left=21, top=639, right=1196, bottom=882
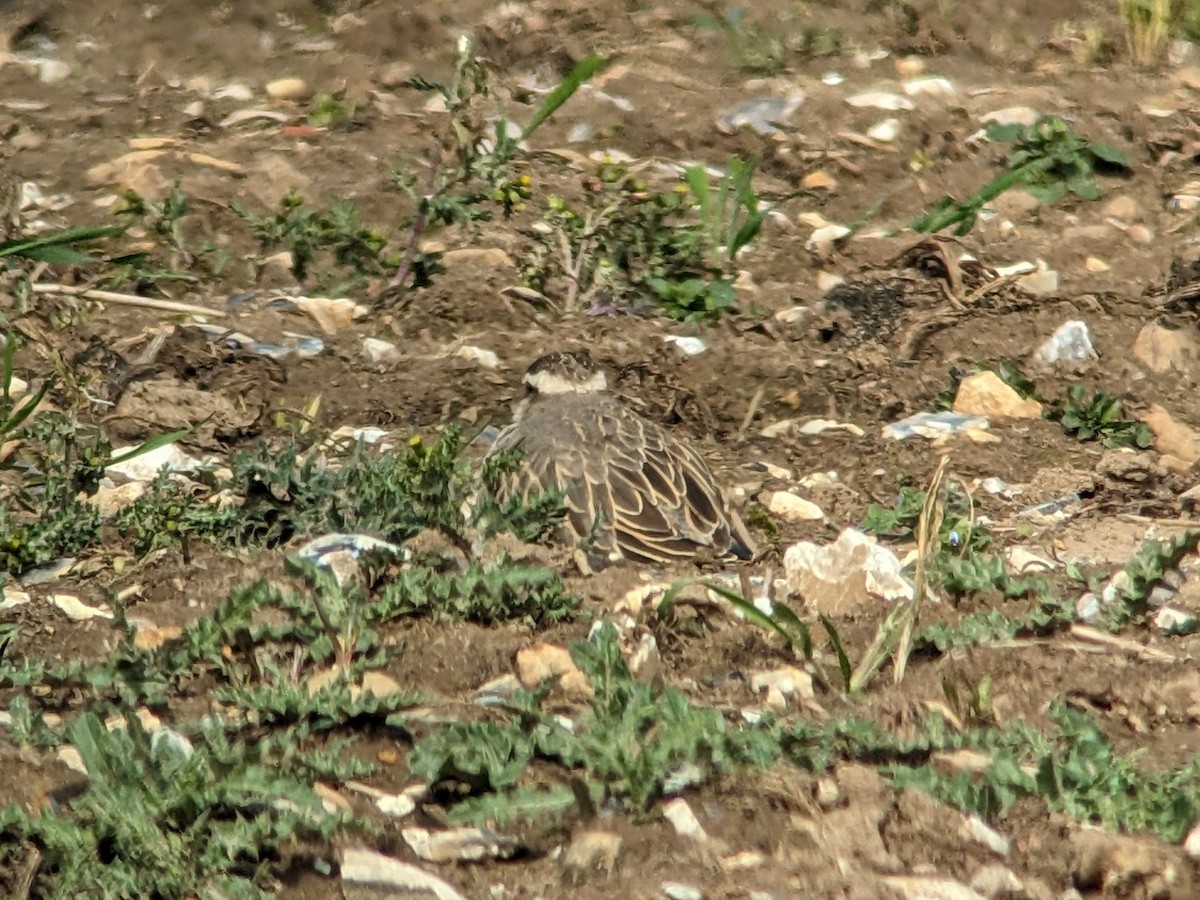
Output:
left=233, top=191, right=395, bottom=293
left=409, top=622, right=779, bottom=821
left=913, top=116, right=1131, bottom=235
left=381, top=38, right=606, bottom=299
left=1119, top=0, right=1170, bottom=65
left=520, top=155, right=767, bottom=321
left=1055, top=384, right=1152, bottom=449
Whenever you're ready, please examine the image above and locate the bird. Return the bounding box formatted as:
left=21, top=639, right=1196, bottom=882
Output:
left=486, top=350, right=755, bottom=569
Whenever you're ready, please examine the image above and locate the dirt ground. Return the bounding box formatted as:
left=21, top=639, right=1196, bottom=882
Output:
left=5, top=0, right=1200, bottom=897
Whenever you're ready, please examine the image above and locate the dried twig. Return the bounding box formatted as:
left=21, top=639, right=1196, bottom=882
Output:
left=31, top=283, right=222, bottom=317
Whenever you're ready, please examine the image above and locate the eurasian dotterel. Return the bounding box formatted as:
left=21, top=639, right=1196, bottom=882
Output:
left=487, top=350, right=755, bottom=568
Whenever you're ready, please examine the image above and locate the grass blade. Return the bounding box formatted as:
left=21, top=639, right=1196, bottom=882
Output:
left=522, top=54, right=610, bottom=140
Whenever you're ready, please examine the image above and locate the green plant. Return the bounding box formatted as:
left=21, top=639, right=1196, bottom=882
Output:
left=1100, top=530, right=1200, bottom=631
left=521, top=155, right=767, bottom=322
left=0, top=711, right=356, bottom=897
left=694, top=5, right=789, bottom=74
left=888, top=702, right=1200, bottom=841
left=233, top=191, right=395, bottom=292
left=1057, top=384, right=1152, bottom=449
left=913, top=116, right=1131, bottom=235
left=1120, top=0, right=1171, bottom=64
left=381, top=39, right=606, bottom=299
left=409, top=622, right=778, bottom=821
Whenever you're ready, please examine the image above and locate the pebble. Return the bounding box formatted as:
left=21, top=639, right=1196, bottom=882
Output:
left=846, top=90, right=914, bottom=111
left=9, top=129, right=45, bottom=150
left=1084, top=256, right=1110, bottom=272
left=1035, top=320, right=1096, bottom=365
left=561, top=830, right=623, bottom=882
left=515, top=643, right=593, bottom=699
left=867, top=118, right=899, bottom=142
left=662, top=798, right=708, bottom=841
left=266, top=77, right=312, bottom=101
left=762, top=490, right=825, bottom=523
left=1133, top=322, right=1198, bottom=374
left=662, top=883, right=703, bottom=900
left=952, top=371, right=1043, bottom=420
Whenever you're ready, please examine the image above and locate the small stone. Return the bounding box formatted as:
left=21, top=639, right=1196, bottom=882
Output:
left=454, top=345, right=500, bottom=368
left=50, top=594, right=113, bottom=622
left=1185, top=821, right=1200, bottom=860
left=846, top=90, right=914, bottom=111
left=952, top=371, right=1043, bottom=420
left=57, top=745, right=87, bottom=774
left=377, top=61, right=415, bottom=88
left=1102, top=194, right=1140, bottom=220
left=515, top=643, right=593, bottom=698
left=969, top=864, right=1025, bottom=898
left=9, top=129, right=45, bottom=151
left=1133, top=323, right=1198, bottom=373
left=1154, top=605, right=1199, bottom=635
left=895, top=56, right=926, bottom=76
left=903, top=76, right=955, bottom=96
left=441, top=247, right=513, bottom=268
left=664, top=335, right=708, bottom=357
left=1085, top=256, right=1110, bottom=272
left=960, top=814, right=1010, bottom=856
left=662, top=883, right=703, bottom=900
left=750, top=666, right=815, bottom=704
left=815, top=776, right=842, bottom=808
left=1035, top=320, right=1096, bottom=366
left=266, top=77, right=312, bottom=101
left=562, top=830, right=622, bottom=883
left=376, top=793, right=416, bottom=818
left=402, top=826, right=520, bottom=863
left=762, top=490, right=825, bottom=523
left=360, top=671, right=404, bottom=698
left=803, top=170, right=838, bottom=191
left=662, top=798, right=708, bottom=841
left=1145, top=405, right=1200, bottom=465
left=339, top=846, right=466, bottom=899
left=866, top=118, right=899, bottom=142
left=980, top=106, right=1040, bottom=127
left=1017, top=264, right=1058, bottom=296
left=816, top=272, right=844, bottom=294
left=362, top=337, right=402, bottom=368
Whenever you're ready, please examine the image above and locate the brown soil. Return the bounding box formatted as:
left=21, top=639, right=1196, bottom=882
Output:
left=4, top=0, right=1200, bottom=897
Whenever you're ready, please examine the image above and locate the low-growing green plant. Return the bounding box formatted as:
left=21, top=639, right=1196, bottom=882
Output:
left=888, top=701, right=1200, bottom=841
left=0, top=711, right=359, bottom=897
left=233, top=191, right=395, bottom=293
left=1099, top=530, right=1200, bottom=631
left=409, top=622, right=778, bottom=821
left=1056, top=384, right=1152, bottom=449
left=521, top=155, right=767, bottom=321
left=913, top=116, right=1131, bottom=235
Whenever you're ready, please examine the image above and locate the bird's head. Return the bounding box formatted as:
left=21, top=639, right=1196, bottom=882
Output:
left=522, top=350, right=609, bottom=396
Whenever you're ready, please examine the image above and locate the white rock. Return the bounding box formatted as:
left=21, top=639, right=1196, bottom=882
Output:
left=376, top=793, right=417, bottom=818
left=1017, top=261, right=1058, bottom=296
left=816, top=272, right=845, bottom=293
left=50, top=594, right=113, bottom=621
left=763, top=490, right=825, bottom=523
left=846, top=90, right=914, bottom=111
left=784, top=527, right=916, bottom=615
left=455, top=345, right=500, bottom=369
left=903, top=76, right=955, bottom=96
left=980, top=106, right=1040, bottom=127
left=361, top=337, right=401, bottom=368
left=1035, top=320, right=1096, bottom=365
left=340, top=846, right=466, bottom=899
left=807, top=224, right=851, bottom=252
left=105, top=443, right=206, bottom=482
left=664, top=335, right=708, bottom=356
left=867, top=118, right=900, bottom=142
left=960, top=814, right=1010, bottom=856
left=662, top=798, right=708, bottom=841
left=662, top=884, right=703, bottom=900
